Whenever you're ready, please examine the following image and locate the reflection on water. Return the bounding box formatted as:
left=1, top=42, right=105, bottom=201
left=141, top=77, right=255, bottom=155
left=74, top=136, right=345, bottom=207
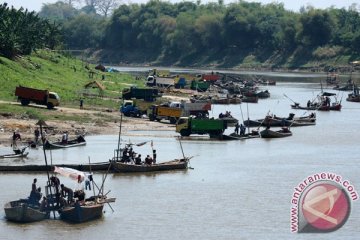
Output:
left=1, top=82, right=360, bottom=239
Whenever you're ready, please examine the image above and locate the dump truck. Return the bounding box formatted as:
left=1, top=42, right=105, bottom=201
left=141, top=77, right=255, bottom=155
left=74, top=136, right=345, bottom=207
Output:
left=120, top=100, right=142, bottom=117
left=147, top=101, right=211, bottom=124
left=15, top=86, right=60, bottom=109
left=120, top=99, right=154, bottom=117
left=122, top=87, right=160, bottom=102
left=148, top=105, right=183, bottom=124
left=200, top=74, right=221, bottom=82
left=146, top=76, right=174, bottom=88
left=190, top=80, right=210, bottom=92
left=169, top=101, right=211, bottom=117
left=176, top=117, right=227, bottom=137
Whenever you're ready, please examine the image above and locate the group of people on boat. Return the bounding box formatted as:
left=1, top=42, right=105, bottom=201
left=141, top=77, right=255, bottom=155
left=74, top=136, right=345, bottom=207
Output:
left=28, top=173, right=94, bottom=212
left=218, top=111, right=232, bottom=118
left=234, top=122, right=246, bottom=135
left=120, top=145, right=157, bottom=165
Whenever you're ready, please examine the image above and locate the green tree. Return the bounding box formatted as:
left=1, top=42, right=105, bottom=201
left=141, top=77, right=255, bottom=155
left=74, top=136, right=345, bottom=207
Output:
left=297, top=9, right=335, bottom=47
left=62, top=14, right=106, bottom=49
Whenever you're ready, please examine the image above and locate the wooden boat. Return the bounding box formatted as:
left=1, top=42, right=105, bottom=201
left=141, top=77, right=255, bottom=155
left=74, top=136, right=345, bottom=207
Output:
left=291, top=91, right=342, bottom=111
left=0, top=151, right=29, bottom=158
left=291, top=103, right=341, bottom=111
left=260, top=128, right=292, bottom=138
left=55, top=167, right=115, bottom=223
left=111, top=159, right=188, bottom=173
left=59, top=201, right=104, bottom=223
left=0, top=162, right=111, bottom=172
left=347, top=94, right=360, bottom=102
left=0, top=146, right=29, bottom=158
left=211, top=96, right=241, bottom=104
left=333, top=83, right=355, bottom=91
left=4, top=199, right=48, bottom=223
left=218, top=116, right=239, bottom=127
left=346, top=87, right=360, bottom=102
left=43, top=136, right=86, bottom=150
left=256, top=90, right=270, bottom=99
left=244, top=113, right=316, bottom=127
left=241, top=96, right=258, bottom=103
left=222, top=132, right=260, bottom=140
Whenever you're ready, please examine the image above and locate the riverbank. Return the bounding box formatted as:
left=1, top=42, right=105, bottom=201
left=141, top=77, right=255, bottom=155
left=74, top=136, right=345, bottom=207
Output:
left=0, top=104, right=172, bottom=147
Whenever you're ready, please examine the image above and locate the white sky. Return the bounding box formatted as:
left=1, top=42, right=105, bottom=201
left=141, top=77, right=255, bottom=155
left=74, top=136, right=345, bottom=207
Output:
left=1, top=0, right=358, bottom=12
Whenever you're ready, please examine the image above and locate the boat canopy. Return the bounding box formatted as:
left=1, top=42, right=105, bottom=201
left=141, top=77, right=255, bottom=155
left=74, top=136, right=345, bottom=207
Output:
left=54, top=166, right=86, bottom=181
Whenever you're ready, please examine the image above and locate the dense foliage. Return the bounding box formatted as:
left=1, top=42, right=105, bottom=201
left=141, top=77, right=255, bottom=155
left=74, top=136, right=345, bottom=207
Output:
left=0, top=3, right=61, bottom=59
left=2, top=1, right=360, bottom=67
left=100, top=1, right=360, bottom=66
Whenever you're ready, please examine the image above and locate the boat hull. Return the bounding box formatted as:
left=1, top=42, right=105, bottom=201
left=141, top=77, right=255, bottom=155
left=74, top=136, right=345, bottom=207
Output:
left=43, top=138, right=86, bottom=150
left=4, top=200, right=47, bottom=223
left=291, top=104, right=341, bottom=111
left=260, top=129, right=292, bottom=138
left=60, top=203, right=104, bottom=223
left=244, top=118, right=316, bottom=127
left=346, top=95, right=360, bottom=102
left=222, top=133, right=260, bottom=140
left=0, top=152, right=29, bottom=158
left=111, top=159, right=188, bottom=173
left=0, top=162, right=111, bottom=172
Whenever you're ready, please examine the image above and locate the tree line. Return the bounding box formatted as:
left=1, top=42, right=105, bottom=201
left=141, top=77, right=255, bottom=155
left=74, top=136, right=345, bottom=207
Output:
left=2, top=1, right=360, bottom=66
left=0, top=3, right=61, bottom=59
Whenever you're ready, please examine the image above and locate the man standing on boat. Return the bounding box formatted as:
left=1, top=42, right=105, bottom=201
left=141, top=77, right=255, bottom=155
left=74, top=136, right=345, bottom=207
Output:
left=234, top=122, right=239, bottom=135
left=61, top=131, right=68, bottom=144
left=11, top=130, right=21, bottom=153
left=152, top=150, right=157, bottom=164
left=61, top=184, right=74, bottom=204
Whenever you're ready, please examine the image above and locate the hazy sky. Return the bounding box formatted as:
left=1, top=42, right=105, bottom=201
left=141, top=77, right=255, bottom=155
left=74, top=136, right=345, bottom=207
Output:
left=1, top=0, right=358, bottom=12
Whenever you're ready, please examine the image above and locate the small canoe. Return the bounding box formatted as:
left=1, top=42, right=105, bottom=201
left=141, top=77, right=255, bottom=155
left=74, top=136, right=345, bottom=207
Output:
left=256, top=90, right=270, bottom=99
left=260, top=128, right=292, bottom=138
left=4, top=199, right=48, bottom=223
left=346, top=94, right=360, bottom=102
left=241, top=96, right=259, bottom=103
left=244, top=118, right=316, bottom=128
left=222, top=132, right=260, bottom=140
left=111, top=159, right=188, bottom=173
left=43, top=136, right=86, bottom=150
left=291, top=103, right=341, bottom=111
left=0, top=152, right=29, bottom=159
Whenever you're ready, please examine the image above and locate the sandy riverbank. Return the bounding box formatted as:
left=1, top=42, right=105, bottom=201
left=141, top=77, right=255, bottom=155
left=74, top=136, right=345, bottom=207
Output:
left=0, top=105, right=173, bottom=147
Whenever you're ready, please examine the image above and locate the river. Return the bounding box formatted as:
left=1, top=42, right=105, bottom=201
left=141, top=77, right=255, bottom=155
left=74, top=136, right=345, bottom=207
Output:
left=1, top=81, right=360, bottom=239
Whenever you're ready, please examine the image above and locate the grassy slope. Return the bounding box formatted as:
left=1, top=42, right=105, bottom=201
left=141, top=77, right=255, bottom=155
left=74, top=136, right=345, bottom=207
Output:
left=0, top=50, right=144, bottom=122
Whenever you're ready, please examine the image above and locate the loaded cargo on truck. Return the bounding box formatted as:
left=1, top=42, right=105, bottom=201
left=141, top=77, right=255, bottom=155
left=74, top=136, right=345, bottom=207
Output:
left=15, top=86, right=60, bottom=109
left=147, top=105, right=183, bottom=124
left=176, top=116, right=227, bottom=138
left=147, top=101, right=211, bottom=124
left=169, top=101, right=211, bottom=118
left=146, top=76, right=174, bottom=88
left=122, top=87, right=160, bottom=102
